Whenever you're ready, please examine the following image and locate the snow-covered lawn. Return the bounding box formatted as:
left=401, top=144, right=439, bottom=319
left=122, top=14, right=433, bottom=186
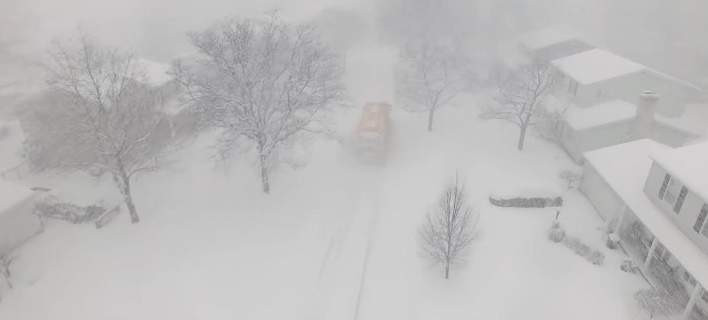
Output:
left=0, top=102, right=648, bottom=319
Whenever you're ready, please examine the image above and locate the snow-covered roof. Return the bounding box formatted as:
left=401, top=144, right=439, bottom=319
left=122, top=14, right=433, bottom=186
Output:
left=519, top=27, right=580, bottom=51
left=0, top=179, right=34, bottom=215
left=651, top=141, right=708, bottom=202
left=565, top=100, right=637, bottom=130
left=655, top=103, right=708, bottom=136
left=585, top=139, right=708, bottom=288
left=551, top=49, right=645, bottom=85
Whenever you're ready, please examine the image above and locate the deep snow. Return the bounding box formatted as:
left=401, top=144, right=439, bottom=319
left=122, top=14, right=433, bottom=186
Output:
left=0, top=42, right=649, bottom=320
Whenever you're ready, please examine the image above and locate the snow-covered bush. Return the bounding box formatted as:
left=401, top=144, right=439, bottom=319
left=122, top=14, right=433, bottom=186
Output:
left=564, top=237, right=591, bottom=257
left=489, top=196, right=563, bottom=208
left=588, top=250, right=605, bottom=266
left=34, top=197, right=108, bottom=225
left=606, top=233, right=620, bottom=250
left=620, top=260, right=638, bottom=274
left=635, top=288, right=681, bottom=318
left=548, top=224, right=566, bottom=243
left=559, top=236, right=605, bottom=266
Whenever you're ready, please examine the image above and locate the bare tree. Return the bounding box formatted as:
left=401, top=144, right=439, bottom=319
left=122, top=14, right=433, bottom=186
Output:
left=419, top=176, right=478, bottom=279
left=396, top=41, right=467, bottom=132
left=24, top=34, right=168, bottom=224
left=172, top=15, right=344, bottom=194
left=485, top=63, right=556, bottom=150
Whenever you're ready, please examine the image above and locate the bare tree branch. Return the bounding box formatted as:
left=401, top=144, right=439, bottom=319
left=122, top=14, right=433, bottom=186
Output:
left=24, top=34, right=169, bottom=224
left=483, top=63, right=556, bottom=150
left=172, top=14, right=344, bottom=193
left=419, top=176, right=478, bottom=279
left=396, top=41, right=468, bottom=132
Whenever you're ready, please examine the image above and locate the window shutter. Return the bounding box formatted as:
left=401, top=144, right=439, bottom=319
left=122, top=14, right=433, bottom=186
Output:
left=658, top=174, right=671, bottom=200
left=673, top=186, right=688, bottom=214
left=696, top=204, right=708, bottom=234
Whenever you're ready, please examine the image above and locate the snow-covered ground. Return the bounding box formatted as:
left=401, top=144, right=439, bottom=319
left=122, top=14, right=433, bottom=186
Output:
left=0, top=42, right=649, bottom=319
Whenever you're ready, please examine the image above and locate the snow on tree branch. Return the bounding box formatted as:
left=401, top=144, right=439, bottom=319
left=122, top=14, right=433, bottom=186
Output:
left=396, top=41, right=468, bottom=132
left=24, top=34, right=170, bottom=224
left=172, top=14, right=344, bottom=193
left=419, top=176, right=478, bottom=279
left=483, top=63, right=556, bottom=150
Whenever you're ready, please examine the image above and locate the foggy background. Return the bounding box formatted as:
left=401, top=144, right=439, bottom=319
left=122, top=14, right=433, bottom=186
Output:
left=2, top=0, right=707, bottom=92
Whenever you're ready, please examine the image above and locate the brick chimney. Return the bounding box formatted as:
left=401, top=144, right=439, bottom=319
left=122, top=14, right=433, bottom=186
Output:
left=634, top=90, right=659, bottom=138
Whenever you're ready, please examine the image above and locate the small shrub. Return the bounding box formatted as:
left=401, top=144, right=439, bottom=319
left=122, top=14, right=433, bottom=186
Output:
left=489, top=196, right=563, bottom=208
left=606, top=233, right=620, bottom=249
left=34, top=197, right=107, bottom=224
left=621, top=260, right=638, bottom=273
left=635, top=288, right=682, bottom=318
left=559, top=235, right=605, bottom=266
left=564, top=237, right=591, bottom=256
left=588, top=250, right=605, bottom=266
left=548, top=224, right=566, bottom=243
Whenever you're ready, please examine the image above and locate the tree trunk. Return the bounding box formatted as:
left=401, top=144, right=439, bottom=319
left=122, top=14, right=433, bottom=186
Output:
left=120, top=173, right=140, bottom=224
left=444, top=262, right=450, bottom=279
left=517, top=124, right=528, bottom=151
left=113, top=164, right=140, bottom=224
left=427, top=108, right=436, bottom=132
left=259, top=152, right=270, bottom=194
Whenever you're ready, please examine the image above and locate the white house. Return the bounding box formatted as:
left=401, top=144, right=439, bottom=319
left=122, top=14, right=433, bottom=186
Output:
left=0, top=181, right=42, bottom=256
left=551, top=48, right=705, bottom=117
left=550, top=91, right=705, bottom=163
left=581, top=140, right=708, bottom=319
left=518, top=27, right=594, bottom=63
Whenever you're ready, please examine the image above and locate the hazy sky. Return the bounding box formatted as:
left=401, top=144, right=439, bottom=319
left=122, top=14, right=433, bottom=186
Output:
left=2, top=0, right=707, bottom=87
left=2, top=0, right=365, bottom=61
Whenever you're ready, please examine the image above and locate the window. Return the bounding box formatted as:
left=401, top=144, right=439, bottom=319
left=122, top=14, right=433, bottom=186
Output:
left=663, top=177, right=681, bottom=205
left=697, top=204, right=708, bottom=237
left=658, top=173, right=671, bottom=200
left=673, top=186, right=688, bottom=214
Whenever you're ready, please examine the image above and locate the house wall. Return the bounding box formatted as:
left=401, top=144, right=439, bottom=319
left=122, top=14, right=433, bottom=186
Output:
left=644, top=162, right=708, bottom=254
left=558, top=71, right=701, bottom=117
left=580, top=162, right=626, bottom=223
left=561, top=119, right=635, bottom=163
left=0, top=194, right=42, bottom=256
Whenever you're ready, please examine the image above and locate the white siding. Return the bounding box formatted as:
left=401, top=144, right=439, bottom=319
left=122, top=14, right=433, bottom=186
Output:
left=580, top=162, right=625, bottom=222
left=644, top=162, right=708, bottom=254
left=561, top=119, right=635, bottom=163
